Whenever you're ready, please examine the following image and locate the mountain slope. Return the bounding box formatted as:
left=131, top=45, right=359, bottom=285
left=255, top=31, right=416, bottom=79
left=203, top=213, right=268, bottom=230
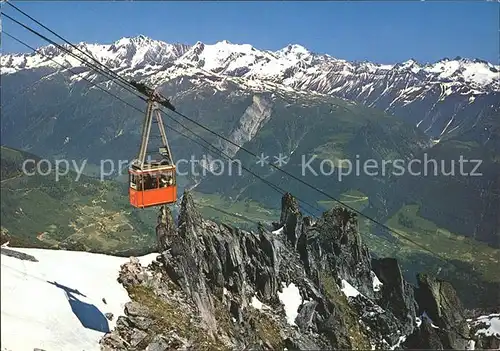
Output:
left=196, top=92, right=431, bottom=209
left=2, top=36, right=498, bottom=141
left=1, top=39, right=498, bottom=249
left=0, top=146, right=157, bottom=253
left=1, top=36, right=498, bottom=301
left=100, top=191, right=496, bottom=350
left=1, top=193, right=497, bottom=350
left=379, top=138, right=500, bottom=247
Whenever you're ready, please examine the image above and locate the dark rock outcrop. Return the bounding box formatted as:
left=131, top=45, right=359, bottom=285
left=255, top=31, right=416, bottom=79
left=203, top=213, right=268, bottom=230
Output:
left=155, top=206, right=176, bottom=252
left=105, top=313, right=114, bottom=321
left=410, top=273, right=472, bottom=349
left=1, top=247, right=39, bottom=262
left=315, top=207, right=374, bottom=299
left=372, top=258, right=418, bottom=336
left=101, top=190, right=488, bottom=350
left=405, top=318, right=447, bottom=350
left=278, top=192, right=303, bottom=248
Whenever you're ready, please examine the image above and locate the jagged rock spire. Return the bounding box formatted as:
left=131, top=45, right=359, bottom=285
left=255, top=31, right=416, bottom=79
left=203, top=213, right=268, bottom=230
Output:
left=101, top=190, right=479, bottom=351
left=155, top=205, right=176, bottom=252
left=278, top=192, right=303, bottom=249
left=178, top=190, right=203, bottom=233
left=279, top=192, right=300, bottom=226
left=372, top=258, right=417, bottom=336
left=411, top=273, right=472, bottom=349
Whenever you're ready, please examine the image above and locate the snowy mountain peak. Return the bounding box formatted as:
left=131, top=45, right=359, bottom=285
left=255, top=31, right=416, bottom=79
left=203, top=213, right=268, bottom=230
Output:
left=212, top=40, right=256, bottom=52
left=36, top=43, right=64, bottom=57
left=113, top=35, right=159, bottom=47
left=88, top=36, right=191, bottom=69
left=402, top=59, right=418, bottom=65
left=423, top=59, right=499, bottom=88
left=176, top=40, right=262, bottom=73
left=277, top=43, right=311, bottom=57
left=191, top=41, right=205, bottom=51
left=394, top=59, right=422, bottom=74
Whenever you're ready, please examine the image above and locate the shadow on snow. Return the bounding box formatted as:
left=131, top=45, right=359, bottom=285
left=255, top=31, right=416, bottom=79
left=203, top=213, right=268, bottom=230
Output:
left=48, top=281, right=110, bottom=333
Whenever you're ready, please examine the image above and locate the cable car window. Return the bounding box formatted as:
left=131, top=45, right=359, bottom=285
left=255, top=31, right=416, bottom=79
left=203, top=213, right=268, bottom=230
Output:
left=136, top=174, right=143, bottom=190
left=144, top=173, right=159, bottom=190
left=159, top=174, right=167, bottom=188
left=130, top=173, right=138, bottom=190
left=158, top=170, right=175, bottom=188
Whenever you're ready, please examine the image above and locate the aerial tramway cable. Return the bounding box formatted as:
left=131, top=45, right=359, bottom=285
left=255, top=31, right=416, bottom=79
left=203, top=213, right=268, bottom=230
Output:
left=2, top=9, right=459, bottom=264
left=2, top=30, right=322, bottom=217
left=4, top=2, right=145, bottom=96
left=4, top=10, right=495, bottom=344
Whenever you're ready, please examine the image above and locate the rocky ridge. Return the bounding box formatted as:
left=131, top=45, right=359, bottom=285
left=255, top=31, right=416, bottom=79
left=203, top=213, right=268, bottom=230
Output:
left=99, top=190, right=496, bottom=350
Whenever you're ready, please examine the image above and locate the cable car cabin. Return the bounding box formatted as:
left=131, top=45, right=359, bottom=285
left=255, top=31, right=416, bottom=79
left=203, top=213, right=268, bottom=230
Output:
left=129, top=163, right=177, bottom=208
left=129, top=89, right=177, bottom=208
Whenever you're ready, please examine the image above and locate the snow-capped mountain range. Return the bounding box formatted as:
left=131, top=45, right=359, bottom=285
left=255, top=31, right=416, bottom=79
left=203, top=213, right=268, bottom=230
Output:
left=2, top=35, right=499, bottom=139
left=3, top=35, right=498, bottom=89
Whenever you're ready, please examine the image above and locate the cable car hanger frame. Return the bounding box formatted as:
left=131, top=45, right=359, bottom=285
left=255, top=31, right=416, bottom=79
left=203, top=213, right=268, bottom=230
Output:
left=128, top=87, right=177, bottom=208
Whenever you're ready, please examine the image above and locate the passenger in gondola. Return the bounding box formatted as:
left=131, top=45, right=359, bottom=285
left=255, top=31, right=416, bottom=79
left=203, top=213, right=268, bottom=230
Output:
left=159, top=175, right=168, bottom=188
left=136, top=175, right=143, bottom=191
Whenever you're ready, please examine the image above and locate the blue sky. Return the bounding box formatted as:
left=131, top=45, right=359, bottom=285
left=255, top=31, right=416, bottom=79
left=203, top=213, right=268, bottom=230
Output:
left=2, top=1, right=498, bottom=64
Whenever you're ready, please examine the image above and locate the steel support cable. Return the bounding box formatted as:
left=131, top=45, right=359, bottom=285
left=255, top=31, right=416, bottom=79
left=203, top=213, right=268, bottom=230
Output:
left=2, top=12, right=147, bottom=103
left=4, top=2, right=140, bottom=91
left=3, top=30, right=320, bottom=218
left=5, top=2, right=177, bottom=109
left=163, top=107, right=456, bottom=265
left=4, top=22, right=456, bottom=264
left=6, top=9, right=494, bottom=330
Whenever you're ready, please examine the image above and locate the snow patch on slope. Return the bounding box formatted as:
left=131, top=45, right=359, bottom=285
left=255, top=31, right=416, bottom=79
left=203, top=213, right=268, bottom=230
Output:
left=340, top=279, right=361, bottom=298
left=420, top=311, right=440, bottom=329
left=251, top=295, right=270, bottom=310
left=371, top=271, right=383, bottom=292
left=1, top=247, right=157, bottom=351
left=278, top=282, right=302, bottom=325
left=272, top=226, right=284, bottom=235
left=470, top=313, right=500, bottom=338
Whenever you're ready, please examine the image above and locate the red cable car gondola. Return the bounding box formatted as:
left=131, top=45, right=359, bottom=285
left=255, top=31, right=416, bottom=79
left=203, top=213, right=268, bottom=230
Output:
left=129, top=89, right=177, bottom=208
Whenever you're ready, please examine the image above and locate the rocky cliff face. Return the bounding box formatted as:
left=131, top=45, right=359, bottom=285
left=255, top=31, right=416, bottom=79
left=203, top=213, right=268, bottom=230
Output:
left=100, top=191, right=491, bottom=350
left=221, top=94, right=274, bottom=158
